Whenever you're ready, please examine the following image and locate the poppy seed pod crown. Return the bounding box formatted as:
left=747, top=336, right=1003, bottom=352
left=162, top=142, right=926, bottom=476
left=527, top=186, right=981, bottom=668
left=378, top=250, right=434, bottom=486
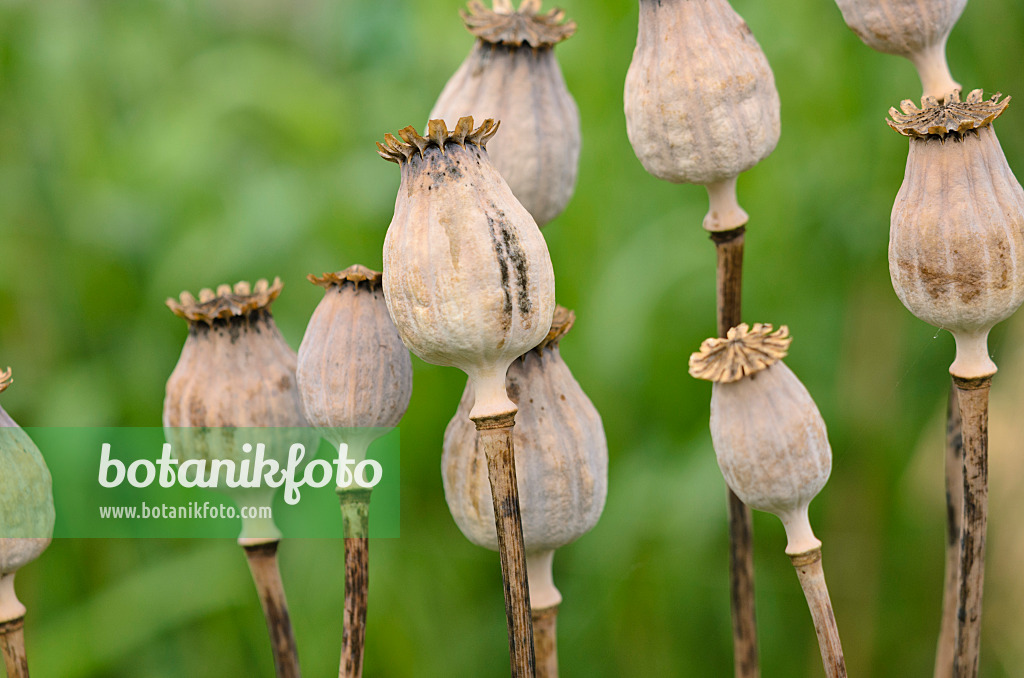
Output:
left=379, top=116, right=556, bottom=420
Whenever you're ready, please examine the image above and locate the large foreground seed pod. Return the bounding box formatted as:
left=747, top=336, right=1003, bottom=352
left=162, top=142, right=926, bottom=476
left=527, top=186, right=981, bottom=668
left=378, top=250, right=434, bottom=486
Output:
left=834, top=0, right=965, bottom=100
left=624, top=0, right=780, bottom=232
left=888, top=90, right=1024, bottom=380
left=297, top=266, right=412, bottom=454
left=0, top=369, right=54, bottom=625
left=689, top=324, right=830, bottom=555
left=442, top=307, right=607, bottom=608
left=378, top=116, right=556, bottom=420
left=430, top=0, right=580, bottom=228
left=164, top=278, right=315, bottom=543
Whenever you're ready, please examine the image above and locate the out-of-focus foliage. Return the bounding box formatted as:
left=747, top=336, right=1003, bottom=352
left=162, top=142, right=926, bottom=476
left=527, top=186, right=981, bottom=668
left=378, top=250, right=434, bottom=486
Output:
left=1, top=0, right=1023, bottom=675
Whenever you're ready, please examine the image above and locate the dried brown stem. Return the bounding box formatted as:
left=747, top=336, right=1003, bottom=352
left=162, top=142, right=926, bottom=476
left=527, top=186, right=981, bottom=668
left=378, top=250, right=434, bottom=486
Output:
left=532, top=605, right=558, bottom=678
left=244, top=541, right=301, bottom=678
left=0, top=617, right=29, bottom=678
left=473, top=411, right=537, bottom=678
left=711, top=225, right=760, bottom=678
left=339, top=488, right=372, bottom=678
left=952, top=375, right=991, bottom=678
left=935, top=380, right=963, bottom=678
left=790, top=548, right=847, bottom=678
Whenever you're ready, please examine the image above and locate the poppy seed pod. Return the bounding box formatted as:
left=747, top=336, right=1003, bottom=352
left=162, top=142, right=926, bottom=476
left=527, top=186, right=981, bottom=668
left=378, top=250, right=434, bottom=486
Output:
left=297, top=266, right=413, bottom=454
left=833, top=0, right=965, bottom=100
left=624, top=0, right=780, bottom=232
left=442, top=307, right=607, bottom=609
left=378, top=116, right=556, bottom=420
left=163, top=279, right=315, bottom=544
left=430, top=0, right=580, bottom=228
left=690, top=324, right=831, bottom=555
left=0, top=369, right=54, bottom=624
left=888, top=90, right=1024, bottom=379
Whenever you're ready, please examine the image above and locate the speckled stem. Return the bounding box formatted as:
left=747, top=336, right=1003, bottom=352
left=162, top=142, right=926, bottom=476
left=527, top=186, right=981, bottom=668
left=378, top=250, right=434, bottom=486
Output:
left=790, top=548, right=847, bottom=678
left=710, top=226, right=760, bottom=678
left=935, top=380, right=962, bottom=678
left=531, top=605, right=559, bottom=678
left=339, top=488, right=372, bottom=678
left=473, top=411, right=537, bottom=678
left=244, top=541, right=301, bottom=678
left=0, top=617, right=29, bottom=678
left=953, top=375, right=991, bottom=678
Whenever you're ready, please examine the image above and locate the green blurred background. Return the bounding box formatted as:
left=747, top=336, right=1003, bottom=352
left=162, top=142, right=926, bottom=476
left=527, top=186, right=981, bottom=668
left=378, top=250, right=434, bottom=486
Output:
left=2, top=0, right=1024, bottom=675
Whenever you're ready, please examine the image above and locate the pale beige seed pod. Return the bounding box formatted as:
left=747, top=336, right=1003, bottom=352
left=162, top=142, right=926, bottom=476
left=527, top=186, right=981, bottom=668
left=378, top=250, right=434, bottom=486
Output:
left=624, top=0, right=780, bottom=232
left=296, top=265, right=413, bottom=456
left=430, top=0, right=580, bottom=228
left=163, top=278, right=315, bottom=544
left=0, top=369, right=54, bottom=624
left=378, top=116, right=556, bottom=420
left=442, top=307, right=607, bottom=608
left=833, top=0, right=965, bottom=100
left=888, top=90, right=1024, bottom=379
left=689, top=324, right=830, bottom=555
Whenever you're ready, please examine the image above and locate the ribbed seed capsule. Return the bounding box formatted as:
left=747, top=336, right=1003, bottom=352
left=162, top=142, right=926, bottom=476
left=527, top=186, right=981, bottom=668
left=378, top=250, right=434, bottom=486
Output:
left=888, top=89, right=1024, bottom=379
left=0, top=369, right=54, bottom=624
left=442, top=307, right=607, bottom=609
left=431, top=0, right=580, bottom=228
left=297, top=266, right=412, bottom=453
left=163, top=278, right=314, bottom=543
left=624, top=0, right=780, bottom=231
left=689, top=324, right=830, bottom=555
left=378, top=116, right=556, bottom=420
left=834, top=0, right=965, bottom=100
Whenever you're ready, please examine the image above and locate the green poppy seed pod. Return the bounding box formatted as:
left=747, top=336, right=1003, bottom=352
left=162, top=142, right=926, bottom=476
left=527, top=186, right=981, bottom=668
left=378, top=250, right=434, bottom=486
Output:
left=163, top=279, right=315, bottom=544
left=0, top=369, right=54, bottom=623
left=888, top=90, right=1024, bottom=379
left=296, top=266, right=413, bottom=453
left=442, top=307, right=607, bottom=608
left=689, top=324, right=830, bottom=555
left=833, top=0, right=965, bottom=100
left=430, top=0, right=580, bottom=228
left=623, top=0, right=780, bottom=232
left=378, top=117, right=556, bottom=420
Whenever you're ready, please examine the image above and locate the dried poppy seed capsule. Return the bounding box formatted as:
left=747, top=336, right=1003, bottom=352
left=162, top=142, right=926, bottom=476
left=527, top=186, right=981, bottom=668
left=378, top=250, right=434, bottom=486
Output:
left=0, top=369, right=54, bottom=624
left=689, top=324, right=830, bottom=555
left=297, top=266, right=413, bottom=454
left=833, top=0, right=965, bottom=100
left=442, top=307, right=607, bottom=609
left=888, top=90, right=1024, bottom=379
left=163, top=278, right=314, bottom=543
left=430, top=0, right=580, bottom=228
left=378, top=117, right=556, bottom=420
left=624, top=0, right=780, bottom=232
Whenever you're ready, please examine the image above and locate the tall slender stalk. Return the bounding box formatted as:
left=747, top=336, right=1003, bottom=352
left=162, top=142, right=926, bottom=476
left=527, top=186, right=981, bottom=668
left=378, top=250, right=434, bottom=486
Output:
left=0, top=617, right=29, bottom=678
left=338, top=487, right=372, bottom=678
left=935, top=380, right=963, bottom=678
left=710, top=226, right=759, bottom=678
left=473, top=411, right=536, bottom=678
left=952, top=375, right=991, bottom=678
left=790, top=548, right=847, bottom=678
left=531, top=605, right=558, bottom=678
left=243, top=541, right=301, bottom=678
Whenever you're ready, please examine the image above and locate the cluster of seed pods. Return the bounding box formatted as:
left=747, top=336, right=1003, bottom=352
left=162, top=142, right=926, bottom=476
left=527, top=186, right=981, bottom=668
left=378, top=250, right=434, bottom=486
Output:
left=833, top=0, right=1024, bottom=674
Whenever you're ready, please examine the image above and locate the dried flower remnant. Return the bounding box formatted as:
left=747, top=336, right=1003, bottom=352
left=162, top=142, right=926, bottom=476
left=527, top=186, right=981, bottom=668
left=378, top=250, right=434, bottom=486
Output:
left=164, top=279, right=312, bottom=678
left=431, top=0, right=580, bottom=227
left=0, top=369, right=54, bottom=678
left=834, top=0, right=966, bottom=100
left=690, top=325, right=846, bottom=678
left=888, top=88, right=1024, bottom=678
left=296, top=265, right=412, bottom=678
left=443, top=307, right=607, bottom=678
left=380, top=115, right=556, bottom=678
left=624, top=0, right=780, bottom=232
